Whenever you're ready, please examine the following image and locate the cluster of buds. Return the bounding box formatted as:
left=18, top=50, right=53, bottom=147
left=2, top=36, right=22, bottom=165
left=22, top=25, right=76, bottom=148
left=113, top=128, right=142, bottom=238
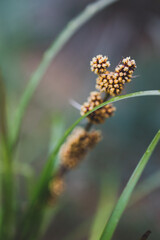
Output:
left=96, top=71, right=122, bottom=96
left=60, top=127, right=102, bottom=169
left=91, top=56, right=136, bottom=96
left=49, top=54, right=136, bottom=205
left=80, top=91, right=116, bottom=124
left=90, top=55, right=110, bottom=74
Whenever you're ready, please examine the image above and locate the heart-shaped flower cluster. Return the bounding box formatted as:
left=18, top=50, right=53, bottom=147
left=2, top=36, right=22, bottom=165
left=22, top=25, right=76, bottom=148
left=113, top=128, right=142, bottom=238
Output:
left=92, top=56, right=136, bottom=96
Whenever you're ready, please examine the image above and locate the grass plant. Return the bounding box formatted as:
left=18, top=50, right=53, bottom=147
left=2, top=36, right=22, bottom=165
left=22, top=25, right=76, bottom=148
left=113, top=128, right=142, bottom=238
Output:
left=0, top=0, right=160, bottom=239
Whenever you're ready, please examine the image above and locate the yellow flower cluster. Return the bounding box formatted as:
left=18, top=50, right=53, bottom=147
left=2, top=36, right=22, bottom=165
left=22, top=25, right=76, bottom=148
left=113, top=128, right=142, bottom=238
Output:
left=95, top=56, right=136, bottom=96
left=80, top=91, right=116, bottom=124
left=81, top=55, right=136, bottom=124
left=60, top=127, right=102, bottom=169
left=90, top=55, right=110, bottom=74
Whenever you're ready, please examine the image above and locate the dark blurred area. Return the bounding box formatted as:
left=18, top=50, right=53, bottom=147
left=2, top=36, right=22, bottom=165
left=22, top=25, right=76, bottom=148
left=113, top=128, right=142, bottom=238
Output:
left=0, top=0, right=160, bottom=239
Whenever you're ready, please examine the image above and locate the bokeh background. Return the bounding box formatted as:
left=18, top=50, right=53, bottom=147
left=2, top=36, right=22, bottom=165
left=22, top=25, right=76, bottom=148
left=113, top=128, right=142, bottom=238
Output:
left=0, top=0, right=160, bottom=239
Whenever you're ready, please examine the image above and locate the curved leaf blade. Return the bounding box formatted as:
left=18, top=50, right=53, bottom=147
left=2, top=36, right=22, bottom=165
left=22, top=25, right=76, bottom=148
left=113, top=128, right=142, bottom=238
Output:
left=47, top=90, right=160, bottom=176
left=100, top=130, right=160, bottom=240
left=31, top=90, right=160, bottom=210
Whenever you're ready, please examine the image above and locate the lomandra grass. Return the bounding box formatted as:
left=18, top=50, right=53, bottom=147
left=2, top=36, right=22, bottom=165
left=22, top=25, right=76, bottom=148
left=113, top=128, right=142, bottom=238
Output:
left=0, top=0, right=160, bottom=240
left=49, top=55, right=136, bottom=201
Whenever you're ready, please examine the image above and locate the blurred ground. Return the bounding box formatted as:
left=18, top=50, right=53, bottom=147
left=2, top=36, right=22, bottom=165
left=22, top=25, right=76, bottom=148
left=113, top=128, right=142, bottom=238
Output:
left=0, top=0, right=160, bottom=239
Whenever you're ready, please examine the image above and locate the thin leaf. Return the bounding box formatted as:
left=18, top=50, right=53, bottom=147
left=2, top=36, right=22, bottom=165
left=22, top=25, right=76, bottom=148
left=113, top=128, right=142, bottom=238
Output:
left=11, top=0, right=117, bottom=148
left=130, top=169, right=160, bottom=206
left=0, top=72, right=8, bottom=144
left=48, top=116, right=65, bottom=154
left=42, top=90, right=160, bottom=186
left=89, top=175, right=119, bottom=240
left=63, top=219, right=91, bottom=240
left=0, top=73, right=15, bottom=239
left=100, top=130, right=160, bottom=240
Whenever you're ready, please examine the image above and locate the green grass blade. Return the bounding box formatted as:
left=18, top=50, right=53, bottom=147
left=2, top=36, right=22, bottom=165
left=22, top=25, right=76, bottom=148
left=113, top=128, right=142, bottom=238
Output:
left=34, top=205, right=60, bottom=240
left=11, top=0, right=117, bottom=148
left=43, top=90, right=160, bottom=180
left=64, top=220, right=91, bottom=240
left=0, top=74, right=15, bottom=239
left=99, top=130, right=160, bottom=240
left=89, top=175, right=119, bottom=240
left=48, top=115, right=65, bottom=154
left=0, top=73, right=8, bottom=145
left=130, top=169, right=160, bottom=206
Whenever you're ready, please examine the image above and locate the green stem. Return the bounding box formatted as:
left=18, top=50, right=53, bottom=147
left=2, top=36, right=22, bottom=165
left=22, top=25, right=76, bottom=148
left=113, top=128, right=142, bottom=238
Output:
left=129, top=169, right=160, bottom=206
left=0, top=74, right=14, bottom=239
left=1, top=142, right=14, bottom=239
left=11, top=0, right=117, bottom=149
left=0, top=72, right=8, bottom=145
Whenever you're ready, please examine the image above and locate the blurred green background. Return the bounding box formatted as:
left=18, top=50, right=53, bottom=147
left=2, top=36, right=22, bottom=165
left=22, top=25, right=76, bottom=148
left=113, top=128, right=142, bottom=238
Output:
left=0, top=0, right=160, bottom=239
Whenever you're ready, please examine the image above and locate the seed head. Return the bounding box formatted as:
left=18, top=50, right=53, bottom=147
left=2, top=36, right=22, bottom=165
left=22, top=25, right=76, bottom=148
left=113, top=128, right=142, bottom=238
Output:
left=47, top=177, right=65, bottom=206
left=49, top=177, right=65, bottom=197
left=96, top=72, right=123, bottom=96
left=115, top=57, right=136, bottom=83
left=90, top=55, right=110, bottom=75
left=96, top=57, right=136, bottom=96
left=60, top=127, right=102, bottom=169
left=81, top=91, right=116, bottom=124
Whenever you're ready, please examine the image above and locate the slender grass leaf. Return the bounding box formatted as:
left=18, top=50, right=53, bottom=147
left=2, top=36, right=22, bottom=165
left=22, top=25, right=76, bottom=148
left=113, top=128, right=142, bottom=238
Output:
left=100, top=130, right=160, bottom=240
left=0, top=75, right=15, bottom=239
left=49, top=115, right=65, bottom=154
left=90, top=175, right=119, bottom=240
left=64, top=220, right=91, bottom=240
left=130, top=169, right=160, bottom=206
left=40, top=90, right=160, bottom=188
